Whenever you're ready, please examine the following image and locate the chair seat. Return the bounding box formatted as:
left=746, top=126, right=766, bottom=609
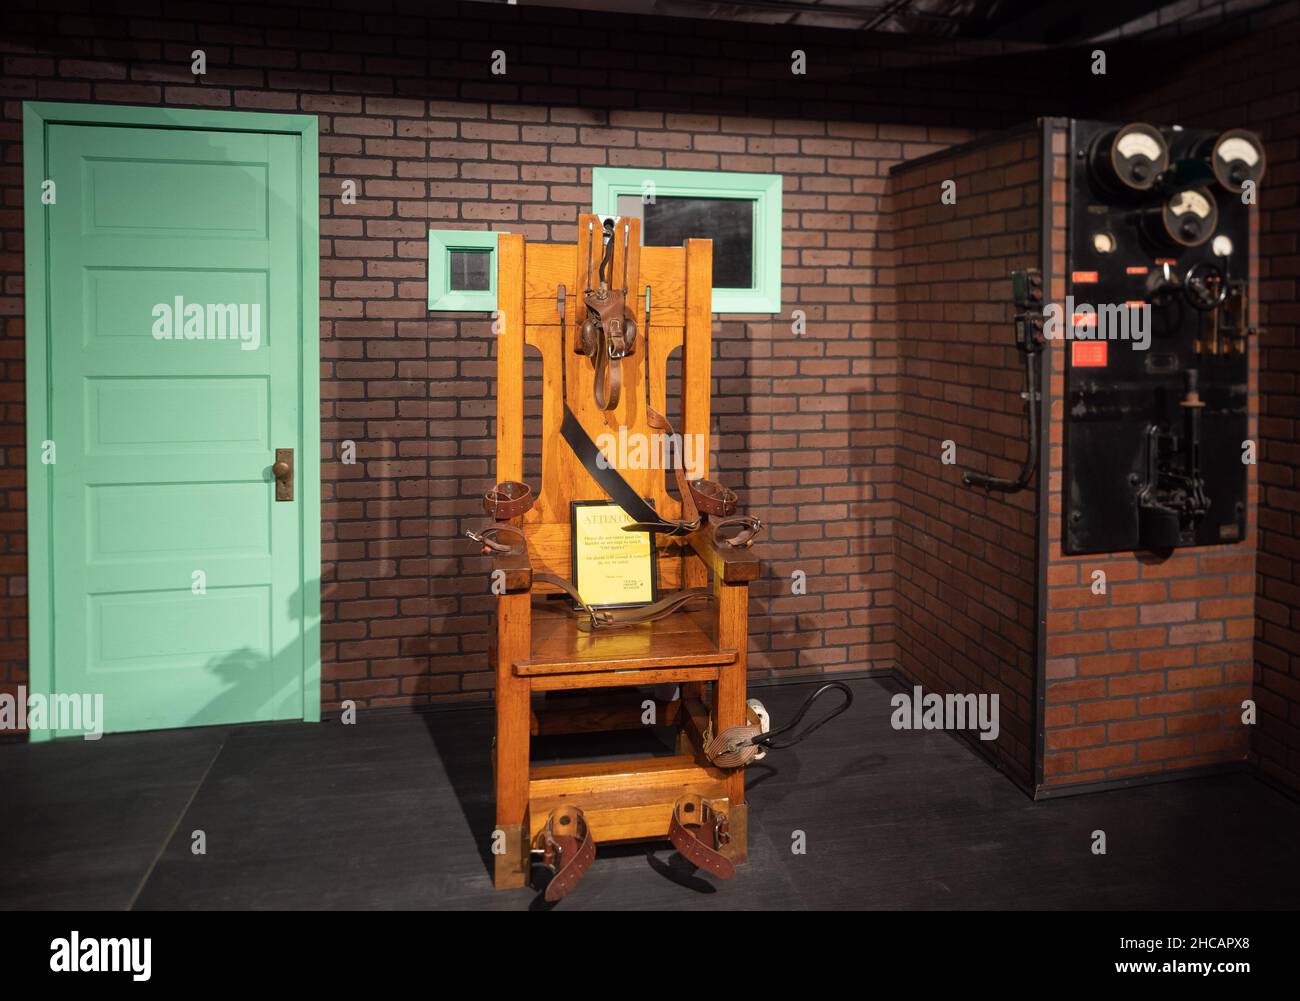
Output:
left=514, top=598, right=736, bottom=676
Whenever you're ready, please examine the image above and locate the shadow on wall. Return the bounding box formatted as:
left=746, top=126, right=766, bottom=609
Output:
left=189, top=579, right=321, bottom=729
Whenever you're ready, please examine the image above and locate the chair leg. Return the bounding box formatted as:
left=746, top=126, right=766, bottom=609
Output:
left=494, top=593, right=532, bottom=889
left=714, top=580, right=749, bottom=812
left=722, top=802, right=749, bottom=865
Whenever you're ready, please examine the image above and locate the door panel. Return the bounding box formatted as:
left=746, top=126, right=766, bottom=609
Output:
left=42, top=121, right=306, bottom=736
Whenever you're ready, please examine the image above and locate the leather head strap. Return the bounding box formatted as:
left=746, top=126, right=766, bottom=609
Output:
left=593, top=334, right=623, bottom=411
left=581, top=288, right=634, bottom=412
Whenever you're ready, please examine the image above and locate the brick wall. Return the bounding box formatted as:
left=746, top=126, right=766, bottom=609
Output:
left=886, top=130, right=1043, bottom=787
left=0, top=0, right=1052, bottom=724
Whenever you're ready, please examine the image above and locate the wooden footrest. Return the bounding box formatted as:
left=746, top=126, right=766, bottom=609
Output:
left=528, top=754, right=729, bottom=844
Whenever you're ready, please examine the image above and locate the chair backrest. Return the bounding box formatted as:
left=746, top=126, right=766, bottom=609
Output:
left=495, top=214, right=715, bottom=587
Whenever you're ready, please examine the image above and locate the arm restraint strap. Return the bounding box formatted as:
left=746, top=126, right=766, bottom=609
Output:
left=465, top=523, right=713, bottom=632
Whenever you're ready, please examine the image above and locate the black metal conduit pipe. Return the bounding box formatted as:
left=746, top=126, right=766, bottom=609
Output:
left=962, top=347, right=1041, bottom=493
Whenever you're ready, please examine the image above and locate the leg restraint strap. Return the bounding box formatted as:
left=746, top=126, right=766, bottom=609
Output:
left=538, top=804, right=597, bottom=902
left=668, top=795, right=735, bottom=879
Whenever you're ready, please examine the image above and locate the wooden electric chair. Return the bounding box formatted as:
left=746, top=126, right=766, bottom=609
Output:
left=468, top=215, right=768, bottom=898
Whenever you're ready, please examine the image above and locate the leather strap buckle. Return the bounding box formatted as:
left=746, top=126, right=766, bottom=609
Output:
left=535, top=804, right=597, bottom=902
left=668, top=795, right=736, bottom=879
left=712, top=515, right=764, bottom=548
left=536, top=838, right=559, bottom=875
left=465, top=523, right=527, bottom=556
left=712, top=806, right=730, bottom=849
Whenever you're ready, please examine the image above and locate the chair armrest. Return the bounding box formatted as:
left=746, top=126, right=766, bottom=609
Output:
left=687, top=528, right=761, bottom=584
left=491, top=549, right=533, bottom=593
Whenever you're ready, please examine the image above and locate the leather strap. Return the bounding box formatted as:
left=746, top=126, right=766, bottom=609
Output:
left=465, top=523, right=714, bottom=631
left=578, top=286, right=636, bottom=413
left=538, top=804, right=596, bottom=902
left=668, top=795, right=735, bottom=879
left=592, top=331, right=623, bottom=411
left=561, top=404, right=697, bottom=538
left=534, top=572, right=713, bottom=632
left=711, top=514, right=763, bottom=548
left=647, top=405, right=700, bottom=526
left=483, top=480, right=533, bottom=520
left=466, top=523, right=526, bottom=556
left=688, top=478, right=738, bottom=517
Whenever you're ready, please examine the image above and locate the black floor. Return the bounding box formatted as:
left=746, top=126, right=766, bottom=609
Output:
left=2, top=677, right=1298, bottom=910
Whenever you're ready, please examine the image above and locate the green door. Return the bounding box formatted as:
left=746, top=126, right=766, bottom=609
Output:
left=25, top=105, right=319, bottom=737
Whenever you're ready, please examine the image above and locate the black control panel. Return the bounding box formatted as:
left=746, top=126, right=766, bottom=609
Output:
left=1063, top=119, right=1262, bottom=555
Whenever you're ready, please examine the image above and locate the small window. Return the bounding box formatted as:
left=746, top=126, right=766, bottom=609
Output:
left=449, top=249, right=492, bottom=292
left=594, top=168, right=782, bottom=313
left=428, top=230, right=503, bottom=311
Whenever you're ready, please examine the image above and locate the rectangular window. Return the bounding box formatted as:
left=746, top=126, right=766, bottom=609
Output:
left=428, top=229, right=502, bottom=311
left=595, top=168, right=782, bottom=313
left=616, top=195, right=755, bottom=290
left=449, top=249, right=492, bottom=292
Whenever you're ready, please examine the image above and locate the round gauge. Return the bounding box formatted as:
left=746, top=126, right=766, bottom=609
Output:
left=1092, top=232, right=1116, bottom=254
left=1212, top=234, right=1234, bottom=257
left=1149, top=186, right=1219, bottom=247
left=1092, top=122, right=1170, bottom=193
left=1210, top=129, right=1266, bottom=192
left=1170, top=188, right=1213, bottom=219
left=1116, top=131, right=1163, bottom=162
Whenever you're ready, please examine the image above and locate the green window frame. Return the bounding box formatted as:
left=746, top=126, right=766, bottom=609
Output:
left=428, top=229, right=503, bottom=311
left=591, top=167, right=783, bottom=313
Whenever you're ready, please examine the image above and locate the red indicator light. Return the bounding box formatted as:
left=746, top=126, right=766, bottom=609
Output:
left=1072, top=342, right=1108, bottom=367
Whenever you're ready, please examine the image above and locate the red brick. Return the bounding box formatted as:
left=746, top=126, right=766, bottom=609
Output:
left=1046, top=725, right=1106, bottom=750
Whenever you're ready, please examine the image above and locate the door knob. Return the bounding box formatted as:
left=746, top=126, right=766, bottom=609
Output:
left=272, top=447, right=294, bottom=502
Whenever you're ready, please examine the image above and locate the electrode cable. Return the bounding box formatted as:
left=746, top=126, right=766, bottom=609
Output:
left=746, top=682, right=854, bottom=751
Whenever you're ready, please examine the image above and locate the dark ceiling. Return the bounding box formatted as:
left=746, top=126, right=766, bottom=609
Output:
left=468, top=0, right=1268, bottom=42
